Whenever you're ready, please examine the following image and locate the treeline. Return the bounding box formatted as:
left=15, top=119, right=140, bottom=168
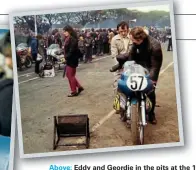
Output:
left=14, top=8, right=170, bottom=34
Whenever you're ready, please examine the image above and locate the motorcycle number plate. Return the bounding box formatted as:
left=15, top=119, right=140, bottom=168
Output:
left=126, top=73, right=148, bottom=91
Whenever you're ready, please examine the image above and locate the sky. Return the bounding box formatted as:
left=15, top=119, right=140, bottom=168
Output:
left=127, top=5, right=170, bottom=12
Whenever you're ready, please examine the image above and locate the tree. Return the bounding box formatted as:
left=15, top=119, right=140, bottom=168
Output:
left=14, top=15, right=52, bottom=34
left=14, top=16, right=35, bottom=31
left=43, top=14, right=59, bottom=26
left=13, top=9, right=170, bottom=34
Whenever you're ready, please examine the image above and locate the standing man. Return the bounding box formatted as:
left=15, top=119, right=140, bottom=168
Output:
left=167, top=28, right=172, bottom=51
left=97, top=29, right=104, bottom=56
left=84, top=32, right=93, bottom=63
left=30, top=34, right=39, bottom=73
left=111, top=21, right=132, bottom=66
left=110, top=21, right=132, bottom=112
left=108, top=28, right=115, bottom=54
left=90, top=28, right=97, bottom=56
left=48, top=29, right=62, bottom=48
left=102, top=29, right=109, bottom=54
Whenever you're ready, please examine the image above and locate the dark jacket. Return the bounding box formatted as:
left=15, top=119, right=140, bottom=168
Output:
left=78, top=40, right=85, bottom=54
left=128, top=36, right=163, bottom=81
left=90, top=32, right=97, bottom=40
left=102, top=32, right=109, bottom=43
left=84, top=37, right=93, bottom=49
left=30, top=37, right=38, bottom=54
left=97, top=32, right=104, bottom=44
left=64, top=36, right=79, bottom=68
left=48, top=35, right=62, bottom=48
left=0, top=79, right=13, bottom=137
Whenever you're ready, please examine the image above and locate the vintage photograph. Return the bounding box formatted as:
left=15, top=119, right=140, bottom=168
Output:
left=9, top=0, right=183, bottom=157
left=0, top=27, right=14, bottom=169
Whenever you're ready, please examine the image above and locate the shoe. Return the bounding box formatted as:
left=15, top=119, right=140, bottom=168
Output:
left=78, top=87, right=84, bottom=94
left=67, top=92, right=78, bottom=97
left=148, top=113, right=157, bottom=125
left=115, top=110, right=120, bottom=114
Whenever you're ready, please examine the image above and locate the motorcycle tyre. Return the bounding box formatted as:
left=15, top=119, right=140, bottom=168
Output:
left=25, top=56, right=32, bottom=68
left=137, top=102, right=144, bottom=145
left=130, top=103, right=142, bottom=145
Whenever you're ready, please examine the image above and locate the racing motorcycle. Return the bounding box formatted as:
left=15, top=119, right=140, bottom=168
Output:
left=46, top=44, right=65, bottom=70
left=16, top=43, right=32, bottom=71
left=111, top=61, right=154, bottom=145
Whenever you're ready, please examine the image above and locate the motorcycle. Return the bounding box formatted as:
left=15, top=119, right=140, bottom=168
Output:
left=111, top=61, right=154, bottom=145
left=46, top=44, right=65, bottom=70
left=16, top=43, right=32, bottom=71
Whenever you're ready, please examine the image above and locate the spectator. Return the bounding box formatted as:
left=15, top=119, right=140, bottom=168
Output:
left=108, top=28, right=115, bottom=54
left=167, top=28, right=172, bottom=51
left=84, top=32, right=93, bottom=63
left=90, top=28, right=98, bottom=55
left=78, top=35, right=85, bottom=62
left=97, top=29, right=104, bottom=56
left=102, top=29, right=109, bottom=54
left=48, top=29, right=62, bottom=48
left=30, top=34, right=39, bottom=73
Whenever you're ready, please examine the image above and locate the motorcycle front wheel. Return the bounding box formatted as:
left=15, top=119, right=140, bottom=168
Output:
left=130, top=101, right=144, bottom=145
left=137, top=102, right=144, bottom=145
left=130, top=103, right=139, bottom=145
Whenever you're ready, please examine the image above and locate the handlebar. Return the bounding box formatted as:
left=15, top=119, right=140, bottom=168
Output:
left=109, top=63, right=121, bottom=72
left=110, top=53, right=129, bottom=72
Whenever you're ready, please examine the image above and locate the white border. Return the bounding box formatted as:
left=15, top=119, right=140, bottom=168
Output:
left=0, top=25, right=16, bottom=170
left=169, top=0, right=184, bottom=147
left=9, top=0, right=184, bottom=159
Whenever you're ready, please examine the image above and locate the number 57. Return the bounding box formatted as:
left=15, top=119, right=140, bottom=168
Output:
left=130, top=76, right=144, bottom=90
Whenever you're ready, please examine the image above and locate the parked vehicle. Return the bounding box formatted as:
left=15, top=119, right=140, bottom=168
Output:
left=16, top=43, right=32, bottom=71
left=46, top=44, right=65, bottom=70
